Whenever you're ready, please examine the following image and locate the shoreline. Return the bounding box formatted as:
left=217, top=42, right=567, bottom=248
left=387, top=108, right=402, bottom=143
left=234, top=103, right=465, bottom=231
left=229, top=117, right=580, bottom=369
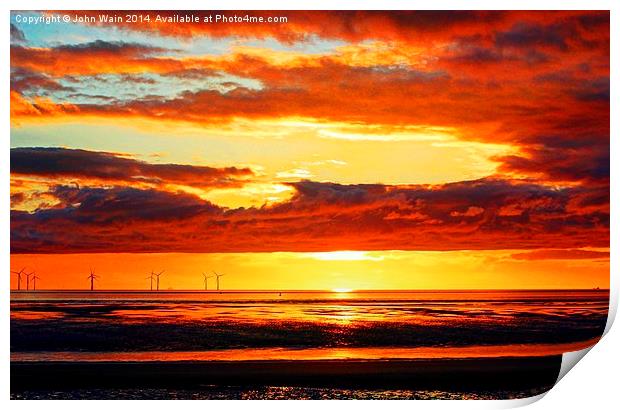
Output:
left=10, top=338, right=598, bottom=362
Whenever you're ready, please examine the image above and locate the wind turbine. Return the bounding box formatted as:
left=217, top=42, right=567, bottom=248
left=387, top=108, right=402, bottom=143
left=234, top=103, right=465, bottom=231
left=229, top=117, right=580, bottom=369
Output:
left=11, top=267, right=26, bottom=290
left=87, top=268, right=99, bottom=291
left=146, top=270, right=155, bottom=291
left=31, top=274, right=41, bottom=291
left=154, top=270, right=164, bottom=291
left=213, top=271, right=225, bottom=291
left=25, top=271, right=34, bottom=291
left=202, top=272, right=213, bottom=290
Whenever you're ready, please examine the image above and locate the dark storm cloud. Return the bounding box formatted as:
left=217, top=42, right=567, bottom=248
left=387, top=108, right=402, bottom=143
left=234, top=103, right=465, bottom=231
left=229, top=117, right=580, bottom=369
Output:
left=11, top=179, right=609, bottom=253
left=11, top=147, right=255, bottom=189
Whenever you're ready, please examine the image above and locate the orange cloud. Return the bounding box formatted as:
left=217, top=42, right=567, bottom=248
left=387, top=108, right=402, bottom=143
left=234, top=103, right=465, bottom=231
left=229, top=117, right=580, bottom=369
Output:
left=10, top=41, right=184, bottom=76
left=59, top=11, right=606, bottom=46
left=9, top=11, right=610, bottom=256
left=10, top=91, right=78, bottom=119
left=10, top=178, right=609, bottom=254
left=11, top=35, right=608, bottom=153
left=511, top=249, right=609, bottom=260
left=11, top=11, right=609, bottom=184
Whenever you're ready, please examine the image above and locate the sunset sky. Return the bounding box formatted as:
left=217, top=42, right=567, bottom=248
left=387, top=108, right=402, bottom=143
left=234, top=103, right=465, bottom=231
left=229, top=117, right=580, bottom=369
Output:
left=10, top=11, right=609, bottom=290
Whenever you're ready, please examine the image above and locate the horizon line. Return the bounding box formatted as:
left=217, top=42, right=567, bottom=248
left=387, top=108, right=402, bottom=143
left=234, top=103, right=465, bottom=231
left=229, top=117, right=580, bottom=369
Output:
left=9, top=288, right=609, bottom=293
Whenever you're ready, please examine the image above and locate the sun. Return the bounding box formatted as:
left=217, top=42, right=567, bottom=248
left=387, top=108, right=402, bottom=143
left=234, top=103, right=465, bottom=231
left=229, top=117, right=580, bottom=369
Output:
left=331, top=288, right=353, bottom=293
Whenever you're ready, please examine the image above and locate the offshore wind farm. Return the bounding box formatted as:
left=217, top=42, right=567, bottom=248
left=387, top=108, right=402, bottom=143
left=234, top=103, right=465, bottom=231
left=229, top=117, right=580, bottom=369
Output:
left=11, top=268, right=232, bottom=292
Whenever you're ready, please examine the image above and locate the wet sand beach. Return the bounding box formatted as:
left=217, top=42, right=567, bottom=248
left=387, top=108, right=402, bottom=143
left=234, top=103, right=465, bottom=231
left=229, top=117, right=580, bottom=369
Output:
left=11, top=356, right=562, bottom=398
left=10, top=290, right=606, bottom=399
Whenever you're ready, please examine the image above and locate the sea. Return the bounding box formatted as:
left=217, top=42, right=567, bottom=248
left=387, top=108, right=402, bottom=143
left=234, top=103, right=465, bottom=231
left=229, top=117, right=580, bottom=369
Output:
left=10, top=290, right=609, bottom=400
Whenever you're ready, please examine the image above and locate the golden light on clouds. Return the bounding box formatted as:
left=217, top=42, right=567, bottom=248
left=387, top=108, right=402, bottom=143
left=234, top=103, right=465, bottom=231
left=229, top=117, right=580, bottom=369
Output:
left=10, top=11, right=609, bottom=291
left=201, top=182, right=296, bottom=208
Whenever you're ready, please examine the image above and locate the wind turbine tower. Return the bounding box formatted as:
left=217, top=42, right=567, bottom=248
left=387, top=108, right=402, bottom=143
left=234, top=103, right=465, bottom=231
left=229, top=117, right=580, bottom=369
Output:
left=11, top=267, right=26, bottom=290
left=213, top=271, right=225, bottom=291
left=31, top=274, right=41, bottom=291
left=154, top=270, right=164, bottom=291
left=25, top=271, right=34, bottom=291
left=88, top=268, right=99, bottom=291
left=202, top=272, right=213, bottom=290
left=146, top=270, right=155, bottom=291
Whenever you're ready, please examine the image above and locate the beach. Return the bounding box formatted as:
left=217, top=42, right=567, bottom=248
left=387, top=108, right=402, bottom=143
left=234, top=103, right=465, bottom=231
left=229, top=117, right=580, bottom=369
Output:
left=10, top=290, right=608, bottom=399
left=11, top=356, right=561, bottom=399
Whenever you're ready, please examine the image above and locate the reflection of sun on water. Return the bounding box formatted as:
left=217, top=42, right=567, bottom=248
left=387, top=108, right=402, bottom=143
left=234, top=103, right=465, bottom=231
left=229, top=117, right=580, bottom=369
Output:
left=329, top=304, right=357, bottom=324
left=327, top=289, right=357, bottom=324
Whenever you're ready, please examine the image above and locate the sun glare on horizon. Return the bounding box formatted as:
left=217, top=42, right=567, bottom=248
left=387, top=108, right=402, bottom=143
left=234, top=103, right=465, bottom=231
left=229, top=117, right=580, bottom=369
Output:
left=331, top=288, right=354, bottom=293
